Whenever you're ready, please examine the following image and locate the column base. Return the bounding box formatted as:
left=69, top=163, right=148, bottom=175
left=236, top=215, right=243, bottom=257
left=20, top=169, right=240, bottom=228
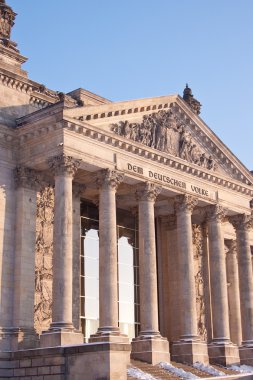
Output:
left=40, top=329, right=84, bottom=348
left=0, top=327, right=39, bottom=351
left=208, top=341, right=240, bottom=366
left=239, top=343, right=253, bottom=365
left=89, top=327, right=129, bottom=343
left=131, top=334, right=170, bottom=365
left=171, top=338, right=209, bottom=365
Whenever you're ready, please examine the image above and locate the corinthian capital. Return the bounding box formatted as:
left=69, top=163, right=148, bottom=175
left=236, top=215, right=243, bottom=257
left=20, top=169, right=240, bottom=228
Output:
left=229, top=213, right=253, bottom=232
left=96, top=169, right=124, bottom=190
left=14, top=166, right=40, bottom=190
left=135, top=182, right=162, bottom=202
left=48, top=154, right=81, bottom=177
left=174, top=194, right=198, bottom=213
left=205, top=204, right=227, bottom=223
left=225, top=239, right=237, bottom=256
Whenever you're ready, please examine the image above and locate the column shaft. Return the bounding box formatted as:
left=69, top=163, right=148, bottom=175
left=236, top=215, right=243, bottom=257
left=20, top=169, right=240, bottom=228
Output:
left=132, top=182, right=170, bottom=365
left=207, top=207, right=230, bottom=342
left=99, top=184, right=118, bottom=329
left=138, top=197, right=159, bottom=334
left=89, top=168, right=127, bottom=343
left=225, top=240, right=242, bottom=345
left=230, top=214, right=253, bottom=344
left=175, top=195, right=198, bottom=340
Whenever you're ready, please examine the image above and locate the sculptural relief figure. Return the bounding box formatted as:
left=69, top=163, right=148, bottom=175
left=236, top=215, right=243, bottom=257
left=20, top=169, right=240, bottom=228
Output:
left=34, top=186, right=54, bottom=335
left=179, top=127, right=192, bottom=161
left=112, top=109, right=217, bottom=171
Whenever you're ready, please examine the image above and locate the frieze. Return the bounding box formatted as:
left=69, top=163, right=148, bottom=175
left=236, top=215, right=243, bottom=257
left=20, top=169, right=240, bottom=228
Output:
left=111, top=109, right=216, bottom=171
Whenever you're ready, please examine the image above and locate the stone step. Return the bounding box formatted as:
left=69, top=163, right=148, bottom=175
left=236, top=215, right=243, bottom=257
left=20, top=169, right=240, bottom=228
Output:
left=127, top=359, right=250, bottom=380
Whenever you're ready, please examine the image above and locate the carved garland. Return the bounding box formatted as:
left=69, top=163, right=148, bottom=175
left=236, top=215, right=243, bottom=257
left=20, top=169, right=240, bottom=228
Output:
left=111, top=109, right=216, bottom=171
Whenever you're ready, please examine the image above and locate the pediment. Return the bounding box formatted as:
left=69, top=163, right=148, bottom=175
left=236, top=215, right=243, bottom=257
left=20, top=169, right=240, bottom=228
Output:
left=64, top=94, right=252, bottom=186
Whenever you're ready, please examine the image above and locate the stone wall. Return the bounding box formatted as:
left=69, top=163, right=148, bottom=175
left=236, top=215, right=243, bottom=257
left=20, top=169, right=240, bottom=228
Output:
left=0, top=343, right=130, bottom=380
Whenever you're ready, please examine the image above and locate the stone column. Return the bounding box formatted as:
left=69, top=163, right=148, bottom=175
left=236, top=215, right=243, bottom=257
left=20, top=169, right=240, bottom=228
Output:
left=229, top=214, right=253, bottom=364
left=89, top=168, right=128, bottom=343
left=225, top=240, right=242, bottom=346
left=40, top=154, right=83, bottom=347
left=202, top=223, right=213, bottom=344
left=11, top=166, right=39, bottom=350
left=72, top=183, right=86, bottom=331
left=206, top=205, right=239, bottom=365
left=172, top=194, right=208, bottom=364
left=131, top=182, right=170, bottom=364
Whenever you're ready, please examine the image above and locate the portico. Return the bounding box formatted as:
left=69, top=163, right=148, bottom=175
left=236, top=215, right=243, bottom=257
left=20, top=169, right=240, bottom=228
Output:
left=1, top=2, right=253, bottom=377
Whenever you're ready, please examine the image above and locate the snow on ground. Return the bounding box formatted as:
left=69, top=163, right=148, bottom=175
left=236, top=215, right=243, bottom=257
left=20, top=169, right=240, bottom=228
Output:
left=193, top=361, right=226, bottom=376
left=127, top=367, right=158, bottom=380
left=229, top=365, right=253, bottom=373
left=159, top=362, right=199, bottom=379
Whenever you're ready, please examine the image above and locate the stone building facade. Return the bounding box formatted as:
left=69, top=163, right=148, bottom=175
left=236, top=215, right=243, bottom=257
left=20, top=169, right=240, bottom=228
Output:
left=1, top=1, right=253, bottom=379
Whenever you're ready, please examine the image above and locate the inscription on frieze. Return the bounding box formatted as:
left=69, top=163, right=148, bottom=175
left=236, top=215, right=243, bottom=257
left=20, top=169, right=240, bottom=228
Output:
left=125, top=162, right=217, bottom=200
left=112, top=109, right=216, bottom=171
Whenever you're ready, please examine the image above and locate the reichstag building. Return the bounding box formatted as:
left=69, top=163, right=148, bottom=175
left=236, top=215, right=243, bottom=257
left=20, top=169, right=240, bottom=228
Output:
left=0, top=1, right=253, bottom=379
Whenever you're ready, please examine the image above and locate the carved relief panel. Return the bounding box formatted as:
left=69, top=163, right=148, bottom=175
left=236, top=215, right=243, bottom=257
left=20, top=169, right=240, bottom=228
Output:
left=34, top=186, right=54, bottom=335
left=112, top=109, right=216, bottom=171
left=192, top=224, right=207, bottom=341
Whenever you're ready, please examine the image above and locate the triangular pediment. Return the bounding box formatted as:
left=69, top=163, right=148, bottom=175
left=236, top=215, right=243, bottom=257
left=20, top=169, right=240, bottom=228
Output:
left=64, top=94, right=253, bottom=186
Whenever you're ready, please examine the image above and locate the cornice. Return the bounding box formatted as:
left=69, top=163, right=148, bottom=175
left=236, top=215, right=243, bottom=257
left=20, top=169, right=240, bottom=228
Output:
left=175, top=97, right=253, bottom=185
left=64, top=94, right=252, bottom=185
left=65, top=94, right=178, bottom=121
left=12, top=115, right=253, bottom=198
left=61, top=118, right=253, bottom=196
left=0, top=68, right=59, bottom=109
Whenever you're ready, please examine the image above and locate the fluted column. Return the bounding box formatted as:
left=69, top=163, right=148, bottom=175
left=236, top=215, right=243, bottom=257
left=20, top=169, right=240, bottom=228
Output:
left=225, top=240, right=242, bottom=346
left=206, top=204, right=239, bottom=365
left=131, top=182, right=170, bottom=364
left=40, top=154, right=83, bottom=347
left=175, top=194, right=198, bottom=341
left=229, top=214, right=253, bottom=345
left=89, top=169, right=128, bottom=343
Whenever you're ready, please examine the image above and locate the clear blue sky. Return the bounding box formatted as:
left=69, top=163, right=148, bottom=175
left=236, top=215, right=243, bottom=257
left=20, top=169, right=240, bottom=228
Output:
left=8, top=0, right=253, bottom=170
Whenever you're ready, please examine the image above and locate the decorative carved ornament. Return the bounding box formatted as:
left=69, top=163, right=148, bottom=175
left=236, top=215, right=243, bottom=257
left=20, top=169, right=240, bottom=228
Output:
left=175, top=194, right=198, bottom=213
left=34, top=186, right=54, bottom=334
left=112, top=109, right=216, bottom=171
left=14, top=166, right=40, bottom=190
left=192, top=224, right=207, bottom=341
left=205, top=204, right=227, bottom=223
left=48, top=154, right=81, bottom=177
left=96, top=168, right=124, bottom=190
left=229, top=213, right=253, bottom=232
left=135, top=181, right=162, bottom=202
left=225, top=239, right=237, bottom=256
